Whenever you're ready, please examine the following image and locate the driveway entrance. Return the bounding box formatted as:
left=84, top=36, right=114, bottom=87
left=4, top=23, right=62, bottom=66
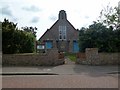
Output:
left=65, top=57, right=75, bottom=65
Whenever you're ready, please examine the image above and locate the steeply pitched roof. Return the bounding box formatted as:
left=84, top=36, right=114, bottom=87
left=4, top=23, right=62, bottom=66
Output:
left=38, top=20, right=58, bottom=41
left=39, top=10, right=79, bottom=41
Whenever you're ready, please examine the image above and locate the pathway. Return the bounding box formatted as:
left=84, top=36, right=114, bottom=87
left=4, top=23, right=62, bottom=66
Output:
left=64, top=57, right=75, bottom=65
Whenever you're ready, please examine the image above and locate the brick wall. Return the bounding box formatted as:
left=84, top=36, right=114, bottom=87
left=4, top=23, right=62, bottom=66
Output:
left=2, top=48, right=65, bottom=66
left=76, top=53, right=86, bottom=64
left=76, top=48, right=120, bottom=65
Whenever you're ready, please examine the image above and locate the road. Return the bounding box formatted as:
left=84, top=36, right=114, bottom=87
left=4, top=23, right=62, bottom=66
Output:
left=2, top=57, right=119, bottom=88
left=2, top=74, right=118, bottom=88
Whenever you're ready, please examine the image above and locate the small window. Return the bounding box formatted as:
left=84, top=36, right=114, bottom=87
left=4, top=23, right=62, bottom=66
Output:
left=59, top=35, right=62, bottom=39
left=59, top=30, right=62, bottom=34
left=63, top=35, right=66, bottom=39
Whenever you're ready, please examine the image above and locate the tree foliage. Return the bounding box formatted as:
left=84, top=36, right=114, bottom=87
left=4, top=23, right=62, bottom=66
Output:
left=79, top=22, right=120, bottom=52
left=21, top=26, right=37, bottom=37
left=98, top=4, right=120, bottom=29
left=2, top=19, right=36, bottom=54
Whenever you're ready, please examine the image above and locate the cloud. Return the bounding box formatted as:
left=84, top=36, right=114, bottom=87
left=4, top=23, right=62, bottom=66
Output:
left=30, top=16, right=39, bottom=23
left=1, top=6, right=13, bottom=16
left=12, top=17, right=18, bottom=22
left=49, top=15, right=57, bottom=21
left=0, top=6, right=18, bottom=22
left=84, top=16, right=90, bottom=19
left=22, top=5, right=41, bottom=12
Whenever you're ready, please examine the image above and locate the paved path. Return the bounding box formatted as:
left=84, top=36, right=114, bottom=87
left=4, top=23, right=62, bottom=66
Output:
left=65, top=57, right=75, bottom=65
left=2, top=64, right=118, bottom=75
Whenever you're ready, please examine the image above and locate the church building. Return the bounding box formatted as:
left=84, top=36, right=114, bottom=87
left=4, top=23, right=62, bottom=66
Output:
left=39, top=10, right=79, bottom=53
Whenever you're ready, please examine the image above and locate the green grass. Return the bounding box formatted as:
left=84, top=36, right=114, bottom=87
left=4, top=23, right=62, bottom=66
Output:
left=65, top=53, right=77, bottom=62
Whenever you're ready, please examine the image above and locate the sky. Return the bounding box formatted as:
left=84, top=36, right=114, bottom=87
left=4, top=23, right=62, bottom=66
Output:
left=0, top=0, right=119, bottom=40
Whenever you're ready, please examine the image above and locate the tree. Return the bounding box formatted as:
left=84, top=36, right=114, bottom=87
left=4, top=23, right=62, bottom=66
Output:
left=2, top=18, right=18, bottom=53
left=21, top=26, right=37, bottom=37
left=79, top=22, right=120, bottom=52
left=2, top=19, right=36, bottom=54
left=21, top=26, right=37, bottom=52
left=98, top=4, right=120, bottom=29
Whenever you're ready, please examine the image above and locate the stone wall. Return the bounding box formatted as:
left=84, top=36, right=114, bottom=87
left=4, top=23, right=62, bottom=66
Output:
left=2, top=48, right=65, bottom=66
left=98, top=53, right=119, bottom=65
left=76, top=48, right=120, bottom=65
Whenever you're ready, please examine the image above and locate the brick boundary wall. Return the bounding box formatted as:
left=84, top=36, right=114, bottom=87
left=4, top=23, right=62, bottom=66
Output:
left=76, top=53, right=86, bottom=64
left=2, top=48, right=65, bottom=66
left=76, top=48, right=120, bottom=65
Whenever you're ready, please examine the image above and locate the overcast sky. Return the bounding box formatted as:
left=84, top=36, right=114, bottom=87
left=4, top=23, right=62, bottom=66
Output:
left=0, top=0, right=119, bottom=40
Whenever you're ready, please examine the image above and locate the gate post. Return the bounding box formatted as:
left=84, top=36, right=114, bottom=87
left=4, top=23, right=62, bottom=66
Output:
left=86, top=48, right=99, bottom=65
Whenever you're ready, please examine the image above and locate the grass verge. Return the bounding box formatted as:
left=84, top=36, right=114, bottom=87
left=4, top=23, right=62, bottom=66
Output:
left=65, top=53, right=76, bottom=62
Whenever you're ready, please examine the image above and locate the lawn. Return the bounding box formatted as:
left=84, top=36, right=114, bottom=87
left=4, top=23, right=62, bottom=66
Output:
left=65, top=53, right=77, bottom=62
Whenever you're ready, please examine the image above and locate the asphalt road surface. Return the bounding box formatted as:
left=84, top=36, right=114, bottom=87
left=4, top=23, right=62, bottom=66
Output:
left=2, top=74, right=118, bottom=88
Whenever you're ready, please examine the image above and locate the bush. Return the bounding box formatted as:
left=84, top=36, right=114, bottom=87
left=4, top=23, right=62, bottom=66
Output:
left=2, top=19, right=36, bottom=54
